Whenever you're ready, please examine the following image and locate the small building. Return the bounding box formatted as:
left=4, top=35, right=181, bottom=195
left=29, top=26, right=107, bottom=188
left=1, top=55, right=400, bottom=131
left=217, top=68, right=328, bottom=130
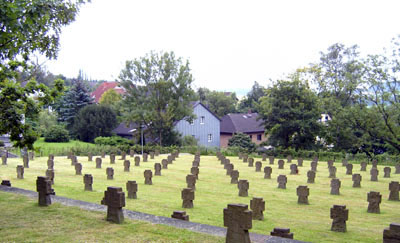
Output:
left=91, top=82, right=125, bottom=103
left=174, top=102, right=221, bottom=147
left=220, top=113, right=266, bottom=148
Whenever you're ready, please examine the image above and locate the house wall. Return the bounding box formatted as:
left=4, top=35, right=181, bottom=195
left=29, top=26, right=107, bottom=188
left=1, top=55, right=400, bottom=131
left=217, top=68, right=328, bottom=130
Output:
left=175, top=104, right=220, bottom=147
left=220, top=132, right=267, bottom=148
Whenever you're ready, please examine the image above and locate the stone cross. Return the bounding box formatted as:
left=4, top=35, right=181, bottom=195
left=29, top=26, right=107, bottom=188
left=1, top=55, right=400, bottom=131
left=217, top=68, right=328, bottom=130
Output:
left=262, top=154, right=267, bottom=161
left=96, top=158, right=102, bottom=168
left=23, top=154, right=29, bottom=168
left=36, top=176, right=55, bottom=206
left=17, top=165, right=24, bottom=179
left=290, top=164, right=298, bottom=175
left=238, top=179, right=249, bottom=197
left=330, top=179, right=341, bottom=195
left=224, top=161, right=231, bottom=169
left=287, top=155, right=292, bottom=163
left=342, top=159, right=348, bottom=167
left=192, top=159, right=200, bottom=168
left=154, top=163, right=161, bottom=176
left=67, top=151, right=73, bottom=159
left=186, top=174, right=196, bottom=190
left=330, top=205, right=348, bottom=232
left=372, top=160, right=378, bottom=168
left=312, top=156, right=318, bottom=163
left=297, top=185, right=309, bottom=204
left=238, top=152, right=243, bottom=160
left=88, top=152, right=92, bottom=161
left=243, top=154, right=248, bottom=162
left=47, top=159, right=54, bottom=170
left=248, top=158, right=254, bottom=167
left=120, top=151, right=126, bottom=160
left=162, top=159, right=168, bottom=169
left=277, top=175, right=287, bottom=189
left=181, top=188, right=194, bottom=208
left=389, top=181, right=400, bottom=201
left=101, top=152, right=106, bottom=158
left=83, top=174, right=93, bottom=191
left=370, top=168, right=379, bottom=181
left=329, top=166, right=337, bottom=179
left=395, top=164, right=400, bottom=174
left=171, top=211, right=189, bottom=221
left=252, top=161, right=261, bottom=172
left=311, top=161, right=318, bottom=172
left=307, top=170, right=316, bottom=183
left=383, top=223, right=400, bottom=243
left=106, top=167, right=114, bottom=180
left=270, top=228, right=294, bottom=239
left=134, top=156, right=140, bottom=166
left=191, top=166, right=199, bottom=179
left=367, top=191, right=382, bottom=213
left=278, top=159, right=284, bottom=169
left=75, top=163, right=82, bottom=175
left=143, top=153, right=148, bottom=162
left=70, top=155, right=77, bottom=166
left=48, top=154, right=54, bottom=161
left=46, top=169, right=54, bottom=185
left=150, top=151, right=155, bottom=159
left=110, top=153, right=115, bottom=164
left=2, top=154, right=7, bottom=165
left=250, top=197, right=265, bottom=220
left=126, top=181, right=138, bottom=199
left=346, top=163, right=353, bottom=175
left=223, top=204, right=252, bottom=243
left=327, top=160, right=334, bottom=168
left=124, top=160, right=130, bottom=172
left=297, top=158, right=303, bottom=167
left=352, top=174, right=362, bottom=188
left=269, top=156, right=274, bottom=164
left=230, top=170, right=239, bottom=184
left=155, top=150, right=160, bottom=156
left=129, top=149, right=134, bottom=157
left=144, top=170, right=153, bottom=185
left=101, top=187, right=125, bottom=224
left=167, top=155, right=173, bottom=164
left=360, top=162, right=367, bottom=171
left=384, top=167, right=391, bottom=178
left=264, top=166, right=272, bottom=179
left=29, top=151, right=34, bottom=160
left=1, top=180, right=11, bottom=186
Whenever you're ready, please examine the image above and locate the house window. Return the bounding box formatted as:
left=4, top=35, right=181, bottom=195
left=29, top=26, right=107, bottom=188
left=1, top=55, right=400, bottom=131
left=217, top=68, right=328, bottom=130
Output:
left=200, top=116, right=205, bottom=124
left=207, top=134, right=212, bottom=142
left=257, top=134, right=262, bottom=141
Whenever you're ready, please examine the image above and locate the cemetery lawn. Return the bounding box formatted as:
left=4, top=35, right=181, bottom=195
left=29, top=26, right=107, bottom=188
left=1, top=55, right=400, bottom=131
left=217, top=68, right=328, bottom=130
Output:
left=0, top=191, right=223, bottom=242
left=2, top=154, right=400, bottom=242
left=32, top=138, right=95, bottom=156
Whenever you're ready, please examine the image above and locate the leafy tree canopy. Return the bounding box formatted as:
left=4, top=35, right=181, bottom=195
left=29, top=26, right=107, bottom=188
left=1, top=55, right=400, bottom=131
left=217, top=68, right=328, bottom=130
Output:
left=228, top=132, right=257, bottom=153
left=238, top=81, right=266, bottom=113
left=196, top=88, right=237, bottom=117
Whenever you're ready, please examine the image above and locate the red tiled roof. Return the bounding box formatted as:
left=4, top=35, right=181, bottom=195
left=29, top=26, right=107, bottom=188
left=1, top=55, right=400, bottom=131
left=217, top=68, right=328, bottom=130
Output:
left=91, top=82, right=125, bottom=103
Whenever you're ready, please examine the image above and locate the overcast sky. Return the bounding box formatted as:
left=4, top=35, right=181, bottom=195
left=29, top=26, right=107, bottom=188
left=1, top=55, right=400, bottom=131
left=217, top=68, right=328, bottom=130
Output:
left=46, top=0, right=400, bottom=96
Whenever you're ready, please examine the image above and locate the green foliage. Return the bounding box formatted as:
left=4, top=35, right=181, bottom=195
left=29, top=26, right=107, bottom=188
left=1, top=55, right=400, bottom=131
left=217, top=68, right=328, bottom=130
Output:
left=55, top=79, right=93, bottom=130
left=228, top=132, right=257, bottom=153
left=182, top=135, right=198, bottom=146
left=44, top=125, right=70, bottom=142
left=238, top=81, right=266, bottom=113
left=94, top=136, right=134, bottom=146
left=0, top=0, right=86, bottom=148
left=258, top=74, right=322, bottom=150
left=37, top=109, right=58, bottom=136
left=119, top=51, right=196, bottom=146
left=196, top=88, right=238, bottom=117
left=99, top=88, right=122, bottom=105
left=73, top=104, right=118, bottom=143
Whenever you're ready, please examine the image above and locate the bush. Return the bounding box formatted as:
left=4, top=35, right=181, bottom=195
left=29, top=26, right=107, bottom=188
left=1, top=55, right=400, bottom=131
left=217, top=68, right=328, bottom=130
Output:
left=0, top=140, right=4, bottom=146
left=182, top=135, right=198, bottom=146
left=228, top=133, right=257, bottom=153
left=44, top=125, right=70, bottom=142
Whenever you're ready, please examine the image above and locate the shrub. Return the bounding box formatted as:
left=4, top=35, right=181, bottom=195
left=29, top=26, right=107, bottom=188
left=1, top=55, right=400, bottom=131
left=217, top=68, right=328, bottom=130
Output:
left=44, top=125, right=70, bottom=142
left=228, top=132, right=257, bottom=153
left=182, top=135, right=198, bottom=146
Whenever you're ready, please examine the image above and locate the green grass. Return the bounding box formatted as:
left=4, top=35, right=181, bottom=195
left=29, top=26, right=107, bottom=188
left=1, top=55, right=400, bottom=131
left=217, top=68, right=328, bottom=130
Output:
left=0, top=191, right=223, bottom=242
left=1, top=154, right=399, bottom=242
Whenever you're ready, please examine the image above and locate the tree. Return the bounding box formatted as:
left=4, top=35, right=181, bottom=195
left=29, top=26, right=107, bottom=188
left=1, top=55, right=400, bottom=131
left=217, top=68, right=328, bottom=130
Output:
left=99, top=88, right=123, bottom=120
left=238, top=81, right=266, bottom=113
left=38, top=109, right=58, bottom=136
left=73, top=104, right=118, bottom=143
left=0, top=0, right=86, bottom=148
left=258, top=74, right=322, bottom=150
left=196, top=88, right=237, bottom=117
left=228, top=132, right=257, bottom=153
left=55, top=79, right=93, bottom=130
left=119, top=51, right=196, bottom=146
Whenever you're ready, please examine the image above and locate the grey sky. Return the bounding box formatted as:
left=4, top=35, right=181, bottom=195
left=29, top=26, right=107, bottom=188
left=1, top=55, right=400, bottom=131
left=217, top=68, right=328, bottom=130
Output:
left=47, top=0, right=400, bottom=96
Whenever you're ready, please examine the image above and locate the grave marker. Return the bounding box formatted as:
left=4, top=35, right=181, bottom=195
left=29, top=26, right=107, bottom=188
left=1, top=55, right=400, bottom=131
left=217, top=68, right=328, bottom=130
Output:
left=223, top=204, right=252, bottom=243
left=124, top=160, right=130, bottom=172
left=255, top=161, right=262, bottom=172
left=181, top=188, right=194, bottom=208
left=269, top=156, right=274, bottom=164
left=36, top=176, right=55, bottom=206
left=352, top=174, right=362, bottom=188
left=101, top=187, right=125, bottom=224
left=95, top=158, right=102, bottom=168
left=270, top=228, right=294, bottom=239
left=126, top=181, right=138, bottom=199
left=389, top=181, right=400, bottom=201
left=162, top=159, right=168, bottom=169
left=2, top=154, right=7, bottom=165
left=47, top=159, right=54, bottom=170
left=143, top=153, right=148, bottom=162
left=277, top=175, right=287, bottom=189
left=383, top=223, right=400, bottom=243
left=83, top=174, right=93, bottom=191
left=106, top=167, right=114, bottom=180
left=1, top=180, right=11, bottom=186
left=88, top=152, right=93, bottom=161
left=191, top=166, right=199, bottom=179
left=297, top=158, right=303, bottom=167
left=330, top=205, right=348, bottom=232
left=186, top=174, right=196, bottom=190
left=297, top=185, right=309, bottom=204
left=23, top=154, right=29, bottom=168
left=250, top=197, right=265, bottom=220
left=367, top=191, right=382, bottom=214
left=264, top=166, right=272, bottom=179
left=144, top=170, right=153, bottom=185
left=46, top=169, right=54, bottom=185
left=248, top=158, right=254, bottom=167
left=371, top=168, right=379, bottom=181
left=171, top=211, right=189, bottom=221
left=238, top=180, right=249, bottom=197
left=329, top=166, right=337, bottom=179
left=384, top=167, right=391, bottom=178
left=330, top=179, right=341, bottom=195
left=154, top=163, right=161, bottom=176
left=75, top=163, right=82, bottom=175
left=110, top=153, right=115, bottom=164
left=346, top=164, right=353, bottom=175
left=290, top=164, right=298, bottom=175
left=311, top=161, right=317, bottom=172
left=16, top=165, right=24, bottom=179
left=134, top=156, right=140, bottom=166
left=361, top=162, right=367, bottom=171
left=278, top=159, right=284, bottom=169
left=230, top=170, right=239, bottom=184
left=307, top=170, right=316, bottom=183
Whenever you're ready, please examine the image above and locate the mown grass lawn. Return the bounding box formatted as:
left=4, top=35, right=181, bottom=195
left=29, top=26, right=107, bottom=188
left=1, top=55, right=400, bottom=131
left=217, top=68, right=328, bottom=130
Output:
left=0, top=191, right=223, bottom=242
left=1, top=154, right=399, bottom=242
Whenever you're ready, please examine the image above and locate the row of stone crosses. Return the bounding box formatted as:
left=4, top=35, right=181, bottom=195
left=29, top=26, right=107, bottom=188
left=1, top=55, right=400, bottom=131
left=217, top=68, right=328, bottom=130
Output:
left=214, top=152, right=400, bottom=242
left=2, top=151, right=400, bottom=242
